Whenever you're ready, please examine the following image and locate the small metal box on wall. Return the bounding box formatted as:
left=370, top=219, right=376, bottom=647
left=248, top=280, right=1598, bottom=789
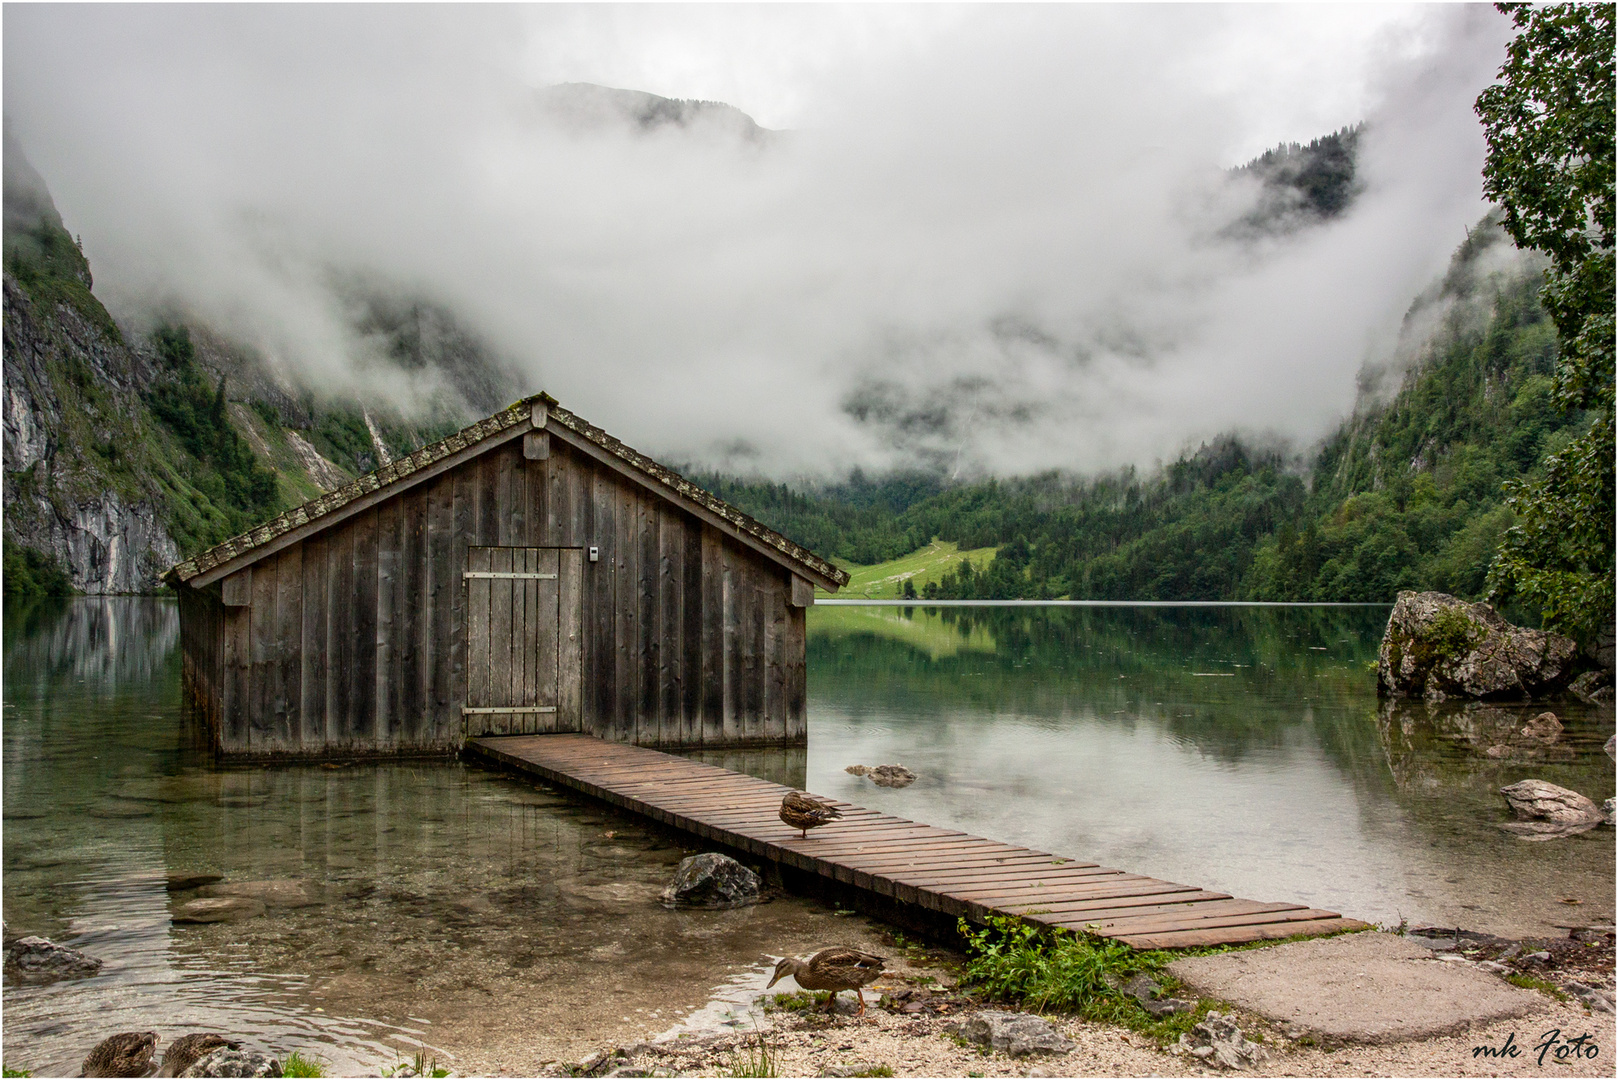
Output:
left=165, top=394, right=848, bottom=760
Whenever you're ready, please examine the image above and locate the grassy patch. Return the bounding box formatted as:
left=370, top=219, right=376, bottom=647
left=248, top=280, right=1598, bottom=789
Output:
left=3, top=1065, right=33, bottom=1077
left=824, top=541, right=1000, bottom=599
left=845, top=1066, right=893, bottom=1077
left=765, top=990, right=831, bottom=1014
left=1506, top=973, right=1570, bottom=1002
left=282, top=1051, right=326, bottom=1077
left=382, top=1050, right=450, bottom=1077
left=956, top=915, right=1226, bottom=1041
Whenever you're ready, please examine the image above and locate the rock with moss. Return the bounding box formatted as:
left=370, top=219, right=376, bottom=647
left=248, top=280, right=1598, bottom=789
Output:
left=1377, top=591, right=1578, bottom=701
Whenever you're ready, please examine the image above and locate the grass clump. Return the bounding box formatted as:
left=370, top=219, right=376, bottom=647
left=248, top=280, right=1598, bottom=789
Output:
left=381, top=1050, right=450, bottom=1077
left=1505, top=973, right=1570, bottom=1002
left=725, top=1032, right=777, bottom=1078
left=3, top=1065, right=33, bottom=1077
left=282, top=1051, right=326, bottom=1077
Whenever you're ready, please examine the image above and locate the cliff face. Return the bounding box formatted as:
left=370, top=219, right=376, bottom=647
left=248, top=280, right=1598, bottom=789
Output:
left=4, top=275, right=181, bottom=593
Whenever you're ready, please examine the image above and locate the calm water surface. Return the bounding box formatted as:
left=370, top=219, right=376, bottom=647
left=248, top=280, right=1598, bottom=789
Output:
left=3, top=598, right=1613, bottom=1073
left=806, top=603, right=1614, bottom=936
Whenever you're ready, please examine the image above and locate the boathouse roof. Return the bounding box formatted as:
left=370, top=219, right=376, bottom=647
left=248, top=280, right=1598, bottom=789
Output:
left=164, top=392, right=850, bottom=592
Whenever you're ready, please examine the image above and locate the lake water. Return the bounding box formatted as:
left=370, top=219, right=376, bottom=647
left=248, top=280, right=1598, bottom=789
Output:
left=3, top=598, right=1613, bottom=1073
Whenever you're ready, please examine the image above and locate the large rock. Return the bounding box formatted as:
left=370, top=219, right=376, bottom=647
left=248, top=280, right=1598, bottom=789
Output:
left=1378, top=592, right=1577, bottom=701
left=658, top=853, right=761, bottom=909
left=1567, top=670, right=1615, bottom=704
left=178, top=1049, right=281, bottom=1077
left=1498, top=779, right=1606, bottom=840
left=947, top=1011, right=1074, bottom=1056
left=3, top=935, right=103, bottom=984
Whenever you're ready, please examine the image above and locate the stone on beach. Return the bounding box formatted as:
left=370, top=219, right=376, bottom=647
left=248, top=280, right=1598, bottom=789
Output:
left=947, top=1011, right=1074, bottom=1056
left=658, top=852, right=762, bottom=909
left=3, top=934, right=104, bottom=984
left=1174, top=1012, right=1268, bottom=1070
left=1377, top=591, right=1578, bottom=700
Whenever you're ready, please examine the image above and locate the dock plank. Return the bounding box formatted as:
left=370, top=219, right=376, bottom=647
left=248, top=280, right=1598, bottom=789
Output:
left=468, top=733, right=1369, bottom=949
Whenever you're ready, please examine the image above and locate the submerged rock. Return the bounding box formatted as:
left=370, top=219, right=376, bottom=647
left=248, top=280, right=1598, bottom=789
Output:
left=845, top=764, right=917, bottom=788
left=179, top=1048, right=281, bottom=1077
left=1498, top=780, right=1606, bottom=840
left=1377, top=592, right=1578, bottom=701
left=1175, top=1012, right=1268, bottom=1070
left=198, top=880, right=320, bottom=907
left=171, top=896, right=267, bottom=924
left=166, top=873, right=226, bottom=892
left=658, top=853, right=761, bottom=909
left=1519, top=712, right=1563, bottom=744
left=948, top=1011, right=1074, bottom=1056
left=3, top=935, right=104, bottom=984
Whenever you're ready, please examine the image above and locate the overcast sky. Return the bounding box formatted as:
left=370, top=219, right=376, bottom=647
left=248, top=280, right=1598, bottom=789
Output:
left=3, top=4, right=1512, bottom=478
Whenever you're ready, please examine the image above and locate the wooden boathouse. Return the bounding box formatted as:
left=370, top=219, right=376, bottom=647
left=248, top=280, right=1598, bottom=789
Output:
left=165, top=393, right=849, bottom=759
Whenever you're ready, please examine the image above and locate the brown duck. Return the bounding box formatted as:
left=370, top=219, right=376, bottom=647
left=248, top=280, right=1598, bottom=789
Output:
left=81, top=1032, right=158, bottom=1078
left=766, top=947, right=887, bottom=1017
left=779, top=791, right=841, bottom=838
left=156, top=1033, right=241, bottom=1077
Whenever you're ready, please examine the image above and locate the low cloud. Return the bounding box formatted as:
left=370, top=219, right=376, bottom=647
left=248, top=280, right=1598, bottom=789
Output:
left=4, top=5, right=1509, bottom=477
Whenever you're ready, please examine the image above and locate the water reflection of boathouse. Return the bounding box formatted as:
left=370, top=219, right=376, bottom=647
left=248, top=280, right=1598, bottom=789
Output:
left=164, top=394, right=848, bottom=759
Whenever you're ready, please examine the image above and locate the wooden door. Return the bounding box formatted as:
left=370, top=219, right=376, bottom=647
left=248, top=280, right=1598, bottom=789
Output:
left=463, top=546, right=583, bottom=736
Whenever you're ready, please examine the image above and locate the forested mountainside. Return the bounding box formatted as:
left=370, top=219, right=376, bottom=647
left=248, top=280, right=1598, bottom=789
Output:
left=712, top=213, right=1587, bottom=618
left=2, top=136, right=519, bottom=599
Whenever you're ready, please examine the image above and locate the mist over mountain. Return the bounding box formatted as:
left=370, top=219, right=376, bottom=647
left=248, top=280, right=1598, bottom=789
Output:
left=2, top=3, right=1509, bottom=481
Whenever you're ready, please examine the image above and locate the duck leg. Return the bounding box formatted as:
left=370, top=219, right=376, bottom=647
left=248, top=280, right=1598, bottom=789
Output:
left=855, top=988, right=868, bottom=1019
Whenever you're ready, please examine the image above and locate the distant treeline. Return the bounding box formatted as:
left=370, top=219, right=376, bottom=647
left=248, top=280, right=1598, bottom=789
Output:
left=705, top=220, right=1584, bottom=616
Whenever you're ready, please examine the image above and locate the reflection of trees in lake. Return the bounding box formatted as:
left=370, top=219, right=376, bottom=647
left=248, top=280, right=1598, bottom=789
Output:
left=808, top=605, right=1392, bottom=765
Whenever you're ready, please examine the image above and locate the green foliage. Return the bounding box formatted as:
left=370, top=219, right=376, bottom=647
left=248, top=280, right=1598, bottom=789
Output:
left=1505, top=973, right=1570, bottom=1001
left=1477, top=1, right=1616, bottom=640
left=956, top=915, right=1171, bottom=1023
left=2, top=538, right=73, bottom=603
left=1416, top=606, right=1481, bottom=661
left=2, top=1066, right=33, bottom=1077
left=142, top=324, right=282, bottom=549
left=281, top=1052, right=327, bottom=1078
left=3, top=216, right=122, bottom=344
left=308, top=406, right=381, bottom=475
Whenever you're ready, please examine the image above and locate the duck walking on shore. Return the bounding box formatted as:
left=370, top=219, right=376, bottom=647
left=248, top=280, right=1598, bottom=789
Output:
left=766, top=947, right=887, bottom=1018
left=779, top=791, right=841, bottom=839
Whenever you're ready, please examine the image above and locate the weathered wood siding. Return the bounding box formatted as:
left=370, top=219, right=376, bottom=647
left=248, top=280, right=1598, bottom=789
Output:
left=180, top=436, right=809, bottom=757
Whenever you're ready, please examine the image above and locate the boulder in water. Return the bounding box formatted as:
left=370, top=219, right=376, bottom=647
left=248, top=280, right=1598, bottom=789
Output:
left=658, top=853, right=761, bottom=909
left=1498, top=779, right=1606, bottom=840
left=1377, top=592, right=1577, bottom=701
left=1568, top=670, right=1615, bottom=704
left=3, top=935, right=103, bottom=984
left=198, top=880, right=319, bottom=908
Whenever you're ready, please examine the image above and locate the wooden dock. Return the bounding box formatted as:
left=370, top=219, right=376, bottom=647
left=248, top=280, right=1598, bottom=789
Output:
left=469, top=733, right=1369, bottom=949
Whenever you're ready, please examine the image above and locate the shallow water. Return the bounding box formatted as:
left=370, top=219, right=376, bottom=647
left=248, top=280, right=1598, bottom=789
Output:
left=3, top=598, right=1613, bottom=1073
left=806, top=603, right=1615, bottom=935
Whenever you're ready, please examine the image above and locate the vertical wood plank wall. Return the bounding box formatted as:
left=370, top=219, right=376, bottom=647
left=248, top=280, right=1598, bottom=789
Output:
left=187, top=437, right=810, bottom=757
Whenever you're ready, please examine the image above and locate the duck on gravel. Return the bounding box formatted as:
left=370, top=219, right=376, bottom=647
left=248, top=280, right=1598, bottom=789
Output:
left=766, top=947, right=887, bottom=1017
left=779, top=791, right=842, bottom=839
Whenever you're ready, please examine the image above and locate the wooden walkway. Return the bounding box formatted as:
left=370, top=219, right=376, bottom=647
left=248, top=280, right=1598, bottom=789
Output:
left=469, top=734, right=1369, bottom=949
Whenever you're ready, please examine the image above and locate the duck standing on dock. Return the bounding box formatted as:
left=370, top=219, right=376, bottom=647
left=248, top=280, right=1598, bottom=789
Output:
left=779, top=791, right=842, bottom=838
left=766, top=947, right=887, bottom=1017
